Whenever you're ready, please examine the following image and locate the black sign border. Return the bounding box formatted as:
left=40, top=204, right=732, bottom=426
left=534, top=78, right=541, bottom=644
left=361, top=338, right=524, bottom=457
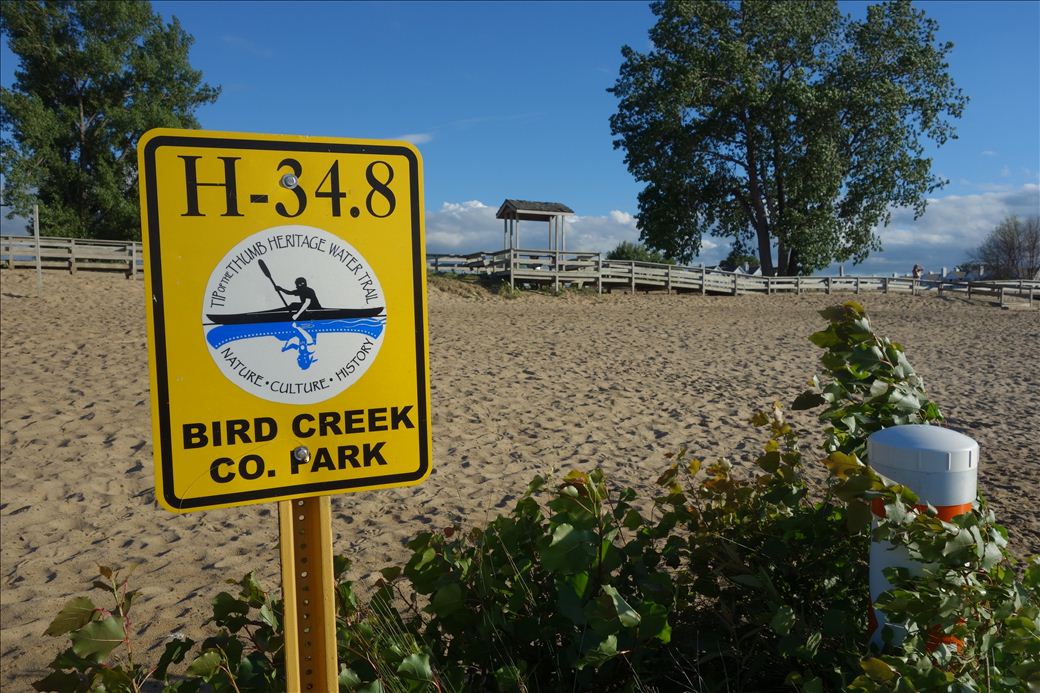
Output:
left=142, top=134, right=429, bottom=510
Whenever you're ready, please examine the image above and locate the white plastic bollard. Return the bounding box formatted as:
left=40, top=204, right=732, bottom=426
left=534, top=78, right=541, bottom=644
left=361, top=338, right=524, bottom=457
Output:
left=866, top=425, right=979, bottom=649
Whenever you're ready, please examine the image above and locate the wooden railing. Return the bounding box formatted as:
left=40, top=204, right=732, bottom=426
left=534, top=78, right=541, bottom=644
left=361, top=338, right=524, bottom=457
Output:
left=1, top=234, right=143, bottom=277
left=428, top=248, right=1038, bottom=307
left=4, top=236, right=1036, bottom=307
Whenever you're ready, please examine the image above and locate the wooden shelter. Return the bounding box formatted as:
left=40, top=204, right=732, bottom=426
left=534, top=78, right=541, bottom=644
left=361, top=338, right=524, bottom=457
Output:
left=496, top=199, right=574, bottom=251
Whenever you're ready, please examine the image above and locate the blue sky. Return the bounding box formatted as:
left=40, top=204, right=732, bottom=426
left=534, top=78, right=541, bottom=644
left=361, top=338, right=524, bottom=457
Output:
left=3, top=0, right=1038, bottom=275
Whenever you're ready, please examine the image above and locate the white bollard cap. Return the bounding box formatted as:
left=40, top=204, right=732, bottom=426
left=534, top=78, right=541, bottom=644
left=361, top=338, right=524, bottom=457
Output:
left=868, top=425, right=979, bottom=506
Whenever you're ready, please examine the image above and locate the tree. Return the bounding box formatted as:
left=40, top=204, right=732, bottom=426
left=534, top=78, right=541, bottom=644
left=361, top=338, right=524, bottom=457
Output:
left=720, top=247, right=759, bottom=273
left=609, top=0, right=966, bottom=275
left=606, top=240, right=674, bottom=264
left=972, top=215, right=1040, bottom=280
left=1, top=0, right=219, bottom=240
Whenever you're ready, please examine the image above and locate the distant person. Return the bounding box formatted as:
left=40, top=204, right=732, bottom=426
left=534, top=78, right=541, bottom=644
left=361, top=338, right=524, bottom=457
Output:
left=912, top=264, right=922, bottom=280
left=277, top=276, right=322, bottom=320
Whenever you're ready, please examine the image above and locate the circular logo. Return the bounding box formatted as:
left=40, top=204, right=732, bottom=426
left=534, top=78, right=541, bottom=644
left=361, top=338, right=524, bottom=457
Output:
left=202, top=225, right=385, bottom=404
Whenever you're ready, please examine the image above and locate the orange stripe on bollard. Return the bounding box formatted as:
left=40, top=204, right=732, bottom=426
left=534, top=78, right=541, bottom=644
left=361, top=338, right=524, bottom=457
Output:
left=868, top=498, right=972, bottom=652
left=869, top=498, right=973, bottom=521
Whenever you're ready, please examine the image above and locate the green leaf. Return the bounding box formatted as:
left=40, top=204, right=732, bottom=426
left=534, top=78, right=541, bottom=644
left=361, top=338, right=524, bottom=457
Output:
left=731, top=574, right=762, bottom=589
left=770, top=605, right=796, bottom=636
left=396, top=653, right=433, bottom=681
left=557, top=581, right=588, bottom=626
left=44, top=597, right=96, bottom=637
left=338, top=666, right=361, bottom=688
left=541, top=523, right=597, bottom=573
left=211, top=592, right=249, bottom=624
left=577, top=633, right=617, bottom=669
left=860, top=657, right=896, bottom=683
left=430, top=582, right=463, bottom=618
left=334, top=555, right=352, bottom=579
left=601, top=585, right=640, bottom=628
left=809, top=329, right=841, bottom=348
left=846, top=500, right=874, bottom=531
left=186, top=650, right=222, bottom=678
left=155, top=637, right=195, bottom=680
left=69, top=616, right=125, bottom=661
left=638, top=601, right=671, bottom=643
left=823, top=452, right=864, bottom=478
left=259, top=602, right=279, bottom=629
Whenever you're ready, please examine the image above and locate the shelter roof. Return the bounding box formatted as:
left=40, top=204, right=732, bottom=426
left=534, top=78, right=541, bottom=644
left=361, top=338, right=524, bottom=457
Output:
left=496, top=199, right=574, bottom=220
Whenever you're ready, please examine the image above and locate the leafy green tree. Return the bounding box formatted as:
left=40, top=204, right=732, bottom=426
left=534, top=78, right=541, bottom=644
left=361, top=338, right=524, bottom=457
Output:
left=1, top=0, right=219, bottom=240
left=609, top=0, right=966, bottom=275
left=605, top=239, right=674, bottom=263
left=720, top=246, right=760, bottom=273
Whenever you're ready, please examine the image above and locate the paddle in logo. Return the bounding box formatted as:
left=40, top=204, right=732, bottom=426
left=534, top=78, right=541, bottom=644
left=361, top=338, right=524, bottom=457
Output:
left=202, top=225, right=385, bottom=404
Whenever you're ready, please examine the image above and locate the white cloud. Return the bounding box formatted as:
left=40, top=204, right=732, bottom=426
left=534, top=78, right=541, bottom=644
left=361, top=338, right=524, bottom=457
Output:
left=395, top=133, right=432, bottom=145
left=852, top=183, right=1040, bottom=274
left=980, top=149, right=998, bottom=157
left=424, top=200, right=729, bottom=263
left=425, top=200, right=644, bottom=255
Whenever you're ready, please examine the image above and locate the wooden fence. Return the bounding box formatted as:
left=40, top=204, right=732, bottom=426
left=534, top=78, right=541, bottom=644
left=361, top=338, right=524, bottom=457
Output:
left=3, top=235, right=1036, bottom=308
left=428, top=248, right=1039, bottom=308
left=1, top=234, right=143, bottom=277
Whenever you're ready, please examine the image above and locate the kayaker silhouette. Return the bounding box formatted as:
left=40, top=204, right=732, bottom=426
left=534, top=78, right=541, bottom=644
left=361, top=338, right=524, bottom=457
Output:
left=276, top=277, right=323, bottom=321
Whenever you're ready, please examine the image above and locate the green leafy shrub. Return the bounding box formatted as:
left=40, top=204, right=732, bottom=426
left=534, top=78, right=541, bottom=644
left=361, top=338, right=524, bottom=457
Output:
left=34, top=301, right=1039, bottom=692
left=606, top=241, right=673, bottom=264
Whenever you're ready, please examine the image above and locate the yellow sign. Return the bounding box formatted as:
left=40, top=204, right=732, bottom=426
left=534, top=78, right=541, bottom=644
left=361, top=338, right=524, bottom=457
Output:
left=138, top=129, right=431, bottom=512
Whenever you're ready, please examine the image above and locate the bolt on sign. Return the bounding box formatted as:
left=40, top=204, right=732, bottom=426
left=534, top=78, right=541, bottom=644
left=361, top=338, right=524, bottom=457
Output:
left=139, top=129, right=431, bottom=512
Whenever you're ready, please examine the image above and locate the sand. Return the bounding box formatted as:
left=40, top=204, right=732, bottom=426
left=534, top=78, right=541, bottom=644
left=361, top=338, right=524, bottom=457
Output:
left=2, top=269, right=1038, bottom=688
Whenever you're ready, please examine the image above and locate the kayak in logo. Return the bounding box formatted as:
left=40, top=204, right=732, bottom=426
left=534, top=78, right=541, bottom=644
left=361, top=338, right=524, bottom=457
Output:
left=202, top=225, right=385, bottom=404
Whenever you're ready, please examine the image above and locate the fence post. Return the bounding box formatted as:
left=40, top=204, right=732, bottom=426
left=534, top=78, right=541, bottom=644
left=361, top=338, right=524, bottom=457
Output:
left=796, top=275, right=801, bottom=294
left=630, top=261, right=636, bottom=294
left=855, top=277, right=860, bottom=294
left=701, top=266, right=706, bottom=295
left=882, top=277, right=888, bottom=294
left=554, top=248, right=560, bottom=294
left=766, top=276, right=771, bottom=295
left=867, top=426, right=978, bottom=650
left=666, top=264, right=672, bottom=294
left=732, top=274, right=738, bottom=296
left=129, top=243, right=136, bottom=279
left=826, top=276, right=831, bottom=295
left=597, top=255, right=603, bottom=295
left=1000, top=286, right=1005, bottom=308
left=68, top=238, right=76, bottom=274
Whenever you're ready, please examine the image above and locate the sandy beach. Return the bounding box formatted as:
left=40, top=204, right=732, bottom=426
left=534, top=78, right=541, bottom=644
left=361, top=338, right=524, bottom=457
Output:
left=2, top=269, right=1038, bottom=688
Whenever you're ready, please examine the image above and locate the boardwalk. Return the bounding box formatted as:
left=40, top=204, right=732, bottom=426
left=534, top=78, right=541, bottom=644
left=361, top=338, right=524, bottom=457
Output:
left=2, top=234, right=1036, bottom=307
left=429, top=248, right=1039, bottom=307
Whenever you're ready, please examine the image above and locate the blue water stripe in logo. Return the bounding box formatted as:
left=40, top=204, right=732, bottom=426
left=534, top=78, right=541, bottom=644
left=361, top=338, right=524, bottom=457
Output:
left=206, top=317, right=386, bottom=349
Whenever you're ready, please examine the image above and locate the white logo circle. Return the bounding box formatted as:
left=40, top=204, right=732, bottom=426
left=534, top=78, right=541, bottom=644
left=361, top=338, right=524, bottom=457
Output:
left=202, top=225, right=385, bottom=404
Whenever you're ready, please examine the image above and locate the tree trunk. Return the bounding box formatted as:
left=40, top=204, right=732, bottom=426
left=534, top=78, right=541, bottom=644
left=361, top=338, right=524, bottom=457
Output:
left=755, top=223, right=774, bottom=276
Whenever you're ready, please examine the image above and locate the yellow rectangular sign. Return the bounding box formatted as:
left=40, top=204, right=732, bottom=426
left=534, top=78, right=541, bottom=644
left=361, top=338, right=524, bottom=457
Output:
left=138, top=129, right=431, bottom=512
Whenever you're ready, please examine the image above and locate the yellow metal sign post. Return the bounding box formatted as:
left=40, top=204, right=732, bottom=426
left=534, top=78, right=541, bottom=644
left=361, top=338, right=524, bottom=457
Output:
left=280, top=495, right=337, bottom=691
left=138, top=129, right=430, bottom=689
